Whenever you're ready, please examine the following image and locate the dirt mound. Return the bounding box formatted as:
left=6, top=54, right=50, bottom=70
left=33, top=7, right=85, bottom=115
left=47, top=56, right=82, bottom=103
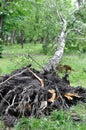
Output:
left=0, top=65, right=86, bottom=126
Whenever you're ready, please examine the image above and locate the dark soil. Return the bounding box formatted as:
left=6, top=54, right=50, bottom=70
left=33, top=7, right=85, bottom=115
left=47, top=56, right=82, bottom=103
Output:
left=0, top=65, right=86, bottom=127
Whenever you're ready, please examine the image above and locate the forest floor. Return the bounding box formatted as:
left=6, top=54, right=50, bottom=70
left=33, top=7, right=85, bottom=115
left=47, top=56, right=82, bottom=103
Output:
left=0, top=44, right=86, bottom=86
left=0, top=44, right=86, bottom=130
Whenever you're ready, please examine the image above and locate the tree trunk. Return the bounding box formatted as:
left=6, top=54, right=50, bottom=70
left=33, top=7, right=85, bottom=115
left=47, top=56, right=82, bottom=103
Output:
left=75, top=0, right=86, bottom=8
left=43, top=0, right=86, bottom=72
left=0, top=16, right=3, bottom=38
left=0, top=3, right=3, bottom=38
left=43, top=19, right=67, bottom=72
left=0, top=0, right=9, bottom=39
left=10, top=30, right=16, bottom=44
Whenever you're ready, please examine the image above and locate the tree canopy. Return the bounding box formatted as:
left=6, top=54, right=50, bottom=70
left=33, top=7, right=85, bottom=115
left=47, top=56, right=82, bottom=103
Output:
left=0, top=0, right=86, bottom=54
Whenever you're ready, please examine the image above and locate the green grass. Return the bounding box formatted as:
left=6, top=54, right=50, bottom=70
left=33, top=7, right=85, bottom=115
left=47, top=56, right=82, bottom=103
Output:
left=3, top=43, right=42, bottom=54
left=61, top=53, right=86, bottom=86
left=0, top=44, right=86, bottom=130
left=1, top=104, right=86, bottom=130
left=0, top=58, right=17, bottom=75
left=0, top=43, right=50, bottom=75
left=13, top=104, right=86, bottom=130
left=0, top=44, right=86, bottom=86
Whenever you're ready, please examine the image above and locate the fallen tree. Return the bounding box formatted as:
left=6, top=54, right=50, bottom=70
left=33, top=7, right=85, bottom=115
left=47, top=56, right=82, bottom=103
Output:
left=0, top=65, right=86, bottom=127
left=0, top=2, right=86, bottom=128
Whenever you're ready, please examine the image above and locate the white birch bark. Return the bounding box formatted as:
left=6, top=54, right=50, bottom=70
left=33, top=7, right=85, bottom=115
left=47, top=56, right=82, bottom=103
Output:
left=42, top=1, right=86, bottom=72
left=43, top=19, right=67, bottom=71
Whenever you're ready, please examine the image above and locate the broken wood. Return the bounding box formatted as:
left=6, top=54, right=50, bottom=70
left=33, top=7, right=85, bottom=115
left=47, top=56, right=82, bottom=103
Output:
left=28, top=68, right=44, bottom=87
left=48, top=89, right=56, bottom=102
left=64, top=92, right=81, bottom=100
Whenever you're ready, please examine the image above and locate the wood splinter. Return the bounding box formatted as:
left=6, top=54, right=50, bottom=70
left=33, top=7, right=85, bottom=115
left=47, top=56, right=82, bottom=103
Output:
left=48, top=89, right=56, bottom=102
left=28, top=68, right=44, bottom=87
left=64, top=93, right=81, bottom=100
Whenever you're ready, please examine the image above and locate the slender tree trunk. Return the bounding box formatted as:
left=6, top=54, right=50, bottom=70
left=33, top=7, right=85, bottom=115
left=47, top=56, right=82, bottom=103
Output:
left=0, top=16, right=3, bottom=38
left=20, top=30, right=25, bottom=48
left=0, top=3, right=3, bottom=38
left=43, top=19, right=67, bottom=72
left=10, top=30, right=16, bottom=44
left=0, top=0, right=9, bottom=40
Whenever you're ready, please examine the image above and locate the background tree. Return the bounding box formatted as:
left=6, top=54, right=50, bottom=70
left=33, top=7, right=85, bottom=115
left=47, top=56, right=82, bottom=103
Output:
left=0, top=0, right=86, bottom=65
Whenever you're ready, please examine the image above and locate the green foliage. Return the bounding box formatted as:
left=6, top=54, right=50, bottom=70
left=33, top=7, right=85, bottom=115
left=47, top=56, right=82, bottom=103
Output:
left=0, top=0, right=74, bottom=53
left=1, top=0, right=86, bottom=54
left=65, top=3, right=86, bottom=53
left=75, top=4, right=86, bottom=23
left=0, top=119, right=6, bottom=130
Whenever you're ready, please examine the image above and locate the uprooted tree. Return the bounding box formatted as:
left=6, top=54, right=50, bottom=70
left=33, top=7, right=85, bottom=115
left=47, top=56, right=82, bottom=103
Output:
left=0, top=65, right=86, bottom=127
left=0, top=0, right=86, bottom=128
left=43, top=0, right=86, bottom=71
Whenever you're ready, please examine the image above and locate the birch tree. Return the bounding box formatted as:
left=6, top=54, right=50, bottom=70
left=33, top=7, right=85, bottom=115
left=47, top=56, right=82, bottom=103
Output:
left=43, top=0, right=86, bottom=72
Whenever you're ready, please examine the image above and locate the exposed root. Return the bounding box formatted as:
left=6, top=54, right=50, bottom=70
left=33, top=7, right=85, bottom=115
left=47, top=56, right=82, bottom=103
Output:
left=28, top=68, right=44, bottom=87
left=0, top=66, right=86, bottom=127
left=0, top=68, right=28, bottom=87
left=64, top=93, right=81, bottom=100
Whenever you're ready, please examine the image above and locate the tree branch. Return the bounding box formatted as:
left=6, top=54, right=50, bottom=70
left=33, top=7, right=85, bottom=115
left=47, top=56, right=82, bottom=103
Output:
left=0, top=68, right=28, bottom=87
left=66, top=28, right=84, bottom=35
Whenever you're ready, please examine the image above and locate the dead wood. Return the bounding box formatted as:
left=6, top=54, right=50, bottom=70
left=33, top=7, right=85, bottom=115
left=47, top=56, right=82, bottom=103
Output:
left=28, top=68, right=44, bottom=87
left=0, top=65, right=86, bottom=127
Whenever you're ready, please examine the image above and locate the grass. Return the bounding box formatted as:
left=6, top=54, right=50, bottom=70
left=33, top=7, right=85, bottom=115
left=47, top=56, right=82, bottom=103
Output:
left=0, top=43, right=50, bottom=75
left=13, top=104, right=86, bottom=130
left=1, top=44, right=86, bottom=87
left=0, top=104, right=86, bottom=130
left=3, top=43, right=43, bottom=54
left=0, top=43, right=86, bottom=130
left=61, top=53, right=86, bottom=86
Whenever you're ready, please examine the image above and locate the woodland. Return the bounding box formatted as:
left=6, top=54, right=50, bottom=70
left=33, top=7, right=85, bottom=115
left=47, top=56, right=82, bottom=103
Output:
left=0, top=0, right=86, bottom=130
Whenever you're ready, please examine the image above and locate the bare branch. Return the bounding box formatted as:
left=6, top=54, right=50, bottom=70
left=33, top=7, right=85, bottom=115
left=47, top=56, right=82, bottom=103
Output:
left=66, top=28, right=84, bottom=35
left=0, top=68, right=28, bottom=87
left=67, top=37, right=86, bottom=41
left=70, top=3, right=86, bottom=15
left=56, top=9, right=66, bottom=24
left=28, top=54, right=43, bottom=69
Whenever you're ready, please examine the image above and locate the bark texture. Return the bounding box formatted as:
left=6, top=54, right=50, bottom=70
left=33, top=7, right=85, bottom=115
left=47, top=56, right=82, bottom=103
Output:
left=43, top=19, right=67, bottom=72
